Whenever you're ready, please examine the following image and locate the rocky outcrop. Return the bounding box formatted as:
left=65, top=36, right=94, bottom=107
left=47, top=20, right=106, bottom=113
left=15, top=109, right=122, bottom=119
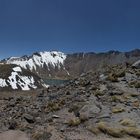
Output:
left=132, top=59, right=140, bottom=69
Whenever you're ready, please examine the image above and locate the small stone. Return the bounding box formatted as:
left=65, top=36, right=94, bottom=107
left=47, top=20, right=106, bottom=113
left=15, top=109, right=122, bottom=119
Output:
left=97, top=114, right=111, bottom=119
left=8, top=120, right=17, bottom=130
left=23, top=114, right=35, bottom=124
left=79, top=104, right=100, bottom=118
left=109, top=90, right=123, bottom=96
left=52, top=115, right=60, bottom=119
left=60, top=126, right=67, bottom=132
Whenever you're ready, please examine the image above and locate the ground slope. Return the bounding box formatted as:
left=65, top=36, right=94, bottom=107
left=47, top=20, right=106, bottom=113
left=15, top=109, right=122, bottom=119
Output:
left=0, top=60, right=140, bottom=139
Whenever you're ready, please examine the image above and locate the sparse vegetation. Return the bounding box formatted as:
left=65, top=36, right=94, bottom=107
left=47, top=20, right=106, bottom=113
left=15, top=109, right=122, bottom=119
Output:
left=124, top=127, right=140, bottom=138
left=68, top=103, right=85, bottom=115
left=111, top=95, right=122, bottom=102
left=136, top=70, right=140, bottom=76
left=88, top=122, right=140, bottom=138
left=129, top=81, right=140, bottom=88
left=112, top=107, right=125, bottom=113
left=134, top=82, right=140, bottom=88
left=116, top=70, right=126, bottom=77
left=68, top=104, right=81, bottom=113
left=94, top=90, right=104, bottom=96
left=97, top=122, right=124, bottom=138
left=79, top=114, right=89, bottom=122
left=107, top=73, right=118, bottom=82
left=88, top=126, right=100, bottom=135
left=132, top=100, right=140, bottom=108
left=120, top=119, right=136, bottom=127
left=46, top=102, right=60, bottom=112
left=68, top=117, right=81, bottom=126
left=32, top=131, right=52, bottom=140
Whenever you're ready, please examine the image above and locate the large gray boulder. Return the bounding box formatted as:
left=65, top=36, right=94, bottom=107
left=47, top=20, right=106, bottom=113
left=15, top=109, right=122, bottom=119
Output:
left=132, top=60, right=140, bottom=69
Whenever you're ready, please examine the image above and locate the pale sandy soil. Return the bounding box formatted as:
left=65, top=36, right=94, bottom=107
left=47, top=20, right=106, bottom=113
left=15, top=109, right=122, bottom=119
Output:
left=0, top=130, right=29, bottom=140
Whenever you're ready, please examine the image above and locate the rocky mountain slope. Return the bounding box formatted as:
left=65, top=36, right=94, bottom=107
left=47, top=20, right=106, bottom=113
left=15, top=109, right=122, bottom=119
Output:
left=0, top=64, right=48, bottom=91
left=2, top=51, right=68, bottom=79
left=0, top=60, right=139, bottom=139
left=65, top=49, right=140, bottom=77
left=2, top=49, right=140, bottom=79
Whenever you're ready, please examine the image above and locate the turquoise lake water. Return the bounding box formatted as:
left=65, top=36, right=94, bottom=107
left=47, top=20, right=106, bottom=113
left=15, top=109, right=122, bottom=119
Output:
left=44, top=79, right=69, bottom=86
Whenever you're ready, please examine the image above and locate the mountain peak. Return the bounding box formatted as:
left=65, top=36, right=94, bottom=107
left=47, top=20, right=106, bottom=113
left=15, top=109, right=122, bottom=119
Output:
left=3, top=51, right=66, bottom=71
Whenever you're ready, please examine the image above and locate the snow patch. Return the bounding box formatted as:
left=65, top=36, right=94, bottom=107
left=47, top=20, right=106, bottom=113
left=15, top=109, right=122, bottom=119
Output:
left=13, top=67, right=22, bottom=72
left=7, top=71, right=37, bottom=90
left=0, top=79, right=8, bottom=87
left=8, top=72, right=18, bottom=89
left=0, top=66, right=48, bottom=90
left=17, top=76, right=37, bottom=90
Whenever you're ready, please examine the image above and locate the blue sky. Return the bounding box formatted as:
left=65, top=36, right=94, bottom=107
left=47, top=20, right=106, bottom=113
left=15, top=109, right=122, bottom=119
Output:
left=0, top=0, right=140, bottom=59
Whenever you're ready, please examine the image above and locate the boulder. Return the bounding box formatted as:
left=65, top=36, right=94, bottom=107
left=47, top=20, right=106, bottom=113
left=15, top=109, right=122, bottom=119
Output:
left=132, top=60, right=140, bottom=69
left=79, top=104, right=101, bottom=119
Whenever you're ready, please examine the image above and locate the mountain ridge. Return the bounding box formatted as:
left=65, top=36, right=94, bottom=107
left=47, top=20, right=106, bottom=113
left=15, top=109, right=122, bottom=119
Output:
left=1, top=49, right=140, bottom=79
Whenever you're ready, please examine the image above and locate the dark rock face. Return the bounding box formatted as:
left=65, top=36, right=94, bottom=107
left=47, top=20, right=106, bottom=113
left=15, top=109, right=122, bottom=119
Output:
left=64, top=49, right=140, bottom=78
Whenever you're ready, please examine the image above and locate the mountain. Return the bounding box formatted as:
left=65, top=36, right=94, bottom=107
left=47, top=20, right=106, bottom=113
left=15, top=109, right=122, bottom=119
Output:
left=4, top=51, right=66, bottom=71
left=2, top=51, right=68, bottom=79
left=65, top=49, right=140, bottom=77
left=1, top=49, right=140, bottom=79
left=0, top=64, right=48, bottom=91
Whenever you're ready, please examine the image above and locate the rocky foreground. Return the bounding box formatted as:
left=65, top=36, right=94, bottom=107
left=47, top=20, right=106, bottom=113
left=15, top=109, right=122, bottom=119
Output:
left=0, top=63, right=140, bottom=140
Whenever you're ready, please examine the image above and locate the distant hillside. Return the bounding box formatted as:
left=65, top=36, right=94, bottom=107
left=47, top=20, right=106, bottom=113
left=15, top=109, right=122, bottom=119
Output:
left=1, top=49, right=140, bottom=79
left=0, top=64, right=48, bottom=91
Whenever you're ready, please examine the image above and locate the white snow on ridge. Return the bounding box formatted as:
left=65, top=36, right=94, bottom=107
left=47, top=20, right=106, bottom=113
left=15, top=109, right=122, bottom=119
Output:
left=7, top=51, right=67, bottom=71
left=7, top=71, right=37, bottom=90
left=17, top=76, right=37, bottom=90
left=8, top=72, right=19, bottom=89
left=0, top=66, right=44, bottom=90
left=0, top=79, right=8, bottom=87
left=13, top=67, right=22, bottom=72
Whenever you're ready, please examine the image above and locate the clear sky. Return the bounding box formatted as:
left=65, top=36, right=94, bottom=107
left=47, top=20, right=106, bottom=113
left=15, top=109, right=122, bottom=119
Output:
left=0, top=0, right=140, bottom=59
